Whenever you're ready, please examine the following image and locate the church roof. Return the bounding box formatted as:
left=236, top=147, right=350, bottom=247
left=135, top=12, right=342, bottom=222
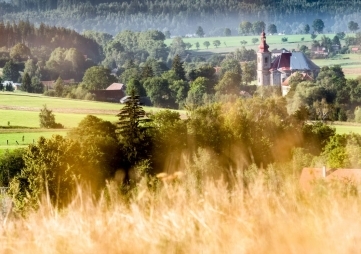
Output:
left=290, top=52, right=319, bottom=71
left=270, top=51, right=319, bottom=72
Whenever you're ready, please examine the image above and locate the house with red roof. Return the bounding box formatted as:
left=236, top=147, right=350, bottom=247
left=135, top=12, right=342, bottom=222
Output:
left=300, top=167, right=361, bottom=191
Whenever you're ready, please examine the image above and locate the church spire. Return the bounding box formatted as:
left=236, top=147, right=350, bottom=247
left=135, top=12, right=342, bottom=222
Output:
left=258, top=30, right=269, bottom=53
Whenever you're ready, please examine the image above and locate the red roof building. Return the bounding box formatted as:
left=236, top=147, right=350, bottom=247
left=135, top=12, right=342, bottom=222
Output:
left=300, top=167, right=361, bottom=191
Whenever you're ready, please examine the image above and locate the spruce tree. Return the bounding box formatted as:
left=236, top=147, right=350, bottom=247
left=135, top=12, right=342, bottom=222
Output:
left=172, top=54, right=185, bottom=80
left=116, top=89, right=152, bottom=181
left=22, top=72, right=32, bottom=93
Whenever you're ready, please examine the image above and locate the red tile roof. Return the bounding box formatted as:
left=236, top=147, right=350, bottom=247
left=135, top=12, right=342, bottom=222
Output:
left=300, top=168, right=361, bottom=191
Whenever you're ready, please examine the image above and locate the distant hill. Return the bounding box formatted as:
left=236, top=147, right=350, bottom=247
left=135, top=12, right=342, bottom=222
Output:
left=1, top=0, right=361, bottom=35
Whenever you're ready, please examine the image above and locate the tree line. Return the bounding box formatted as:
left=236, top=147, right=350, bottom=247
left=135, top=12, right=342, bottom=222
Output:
left=2, top=0, right=361, bottom=35
left=0, top=90, right=344, bottom=214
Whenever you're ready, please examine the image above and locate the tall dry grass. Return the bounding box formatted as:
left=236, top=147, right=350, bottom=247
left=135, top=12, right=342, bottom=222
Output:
left=1, top=166, right=361, bottom=254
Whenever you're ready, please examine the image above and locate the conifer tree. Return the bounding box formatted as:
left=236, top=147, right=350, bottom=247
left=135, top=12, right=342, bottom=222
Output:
left=22, top=72, right=32, bottom=93
left=116, top=89, right=152, bottom=181
left=172, top=54, right=185, bottom=80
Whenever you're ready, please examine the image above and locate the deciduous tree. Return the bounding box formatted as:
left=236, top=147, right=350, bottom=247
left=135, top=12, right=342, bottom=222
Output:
left=196, top=26, right=205, bottom=37
left=312, top=19, right=325, bottom=34
left=81, top=66, right=116, bottom=90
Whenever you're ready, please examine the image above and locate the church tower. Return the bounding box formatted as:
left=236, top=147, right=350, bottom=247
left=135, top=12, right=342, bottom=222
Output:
left=257, top=31, right=271, bottom=86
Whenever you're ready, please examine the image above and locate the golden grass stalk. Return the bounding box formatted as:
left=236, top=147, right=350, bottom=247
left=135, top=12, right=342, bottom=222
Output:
left=1, top=169, right=361, bottom=254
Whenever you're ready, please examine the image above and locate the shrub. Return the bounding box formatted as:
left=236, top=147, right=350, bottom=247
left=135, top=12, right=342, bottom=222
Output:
left=39, top=105, right=63, bottom=129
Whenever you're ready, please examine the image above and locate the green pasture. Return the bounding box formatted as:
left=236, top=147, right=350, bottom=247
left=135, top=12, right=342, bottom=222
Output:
left=0, top=92, right=122, bottom=111
left=333, top=124, right=361, bottom=135
left=165, top=33, right=336, bottom=53
left=0, top=130, right=67, bottom=147
left=313, top=54, right=361, bottom=66
left=1, top=109, right=118, bottom=128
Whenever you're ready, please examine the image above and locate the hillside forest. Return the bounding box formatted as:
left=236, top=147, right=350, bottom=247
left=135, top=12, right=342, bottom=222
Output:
left=0, top=0, right=361, bottom=35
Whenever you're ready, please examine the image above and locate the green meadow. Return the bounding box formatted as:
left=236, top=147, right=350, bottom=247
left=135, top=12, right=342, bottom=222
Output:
left=165, top=33, right=336, bottom=52
left=0, top=92, right=121, bottom=111
left=1, top=109, right=118, bottom=128
left=332, top=124, right=361, bottom=135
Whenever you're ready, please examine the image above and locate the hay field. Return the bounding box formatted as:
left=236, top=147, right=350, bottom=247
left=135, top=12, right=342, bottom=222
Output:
left=1, top=172, right=361, bottom=254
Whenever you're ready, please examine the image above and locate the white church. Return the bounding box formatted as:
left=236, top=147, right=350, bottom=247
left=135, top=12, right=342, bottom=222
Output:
left=256, top=31, right=320, bottom=95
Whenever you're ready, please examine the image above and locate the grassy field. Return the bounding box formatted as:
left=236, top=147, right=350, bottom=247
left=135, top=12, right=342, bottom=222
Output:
left=1, top=170, right=361, bottom=253
left=333, top=123, right=361, bottom=135
left=1, top=109, right=118, bottom=128
left=0, top=130, right=67, bottom=152
left=165, top=33, right=338, bottom=55
left=0, top=92, right=123, bottom=111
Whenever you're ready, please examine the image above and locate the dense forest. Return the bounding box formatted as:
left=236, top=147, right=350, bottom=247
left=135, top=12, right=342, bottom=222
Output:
left=1, top=0, right=361, bottom=34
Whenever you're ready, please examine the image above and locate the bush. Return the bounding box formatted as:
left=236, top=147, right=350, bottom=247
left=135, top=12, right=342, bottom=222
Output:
left=43, top=90, right=56, bottom=97
left=39, top=105, right=63, bottom=129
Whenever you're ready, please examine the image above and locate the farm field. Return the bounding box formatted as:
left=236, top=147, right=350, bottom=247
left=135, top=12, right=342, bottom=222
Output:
left=0, top=130, right=67, bottom=153
left=0, top=92, right=122, bottom=112
left=1, top=109, right=118, bottom=128
left=333, top=123, right=361, bottom=135
left=165, top=33, right=336, bottom=52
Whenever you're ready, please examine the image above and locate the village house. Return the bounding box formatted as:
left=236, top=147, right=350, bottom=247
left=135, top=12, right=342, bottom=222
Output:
left=90, top=83, right=126, bottom=102
left=299, top=167, right=361, bottom=191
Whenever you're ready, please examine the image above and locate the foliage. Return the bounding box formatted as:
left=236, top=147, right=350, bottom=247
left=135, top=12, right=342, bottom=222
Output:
left=312, top=19, right=325, bottom=33
left=0, top=149, right=25, bottom=187
left=10, top=43, right=31, bottom=61
left=39, top=105, right=63, bottom=129
left=203, top=41, right=210, bottom=49
left=22, top=72, right=32, bottom=93
left=143, top=77, right=172, bottom=107
left=53, top=77, right=64, bottom=97
left=149, top=110, right=187, bottom=170
left=303, top=24, right=310, bottom=34
left=220, top=58, right=242, bottom=76
left=171, top=54, right=185, bottom=80
left=239, top=21, right=252, bottom=35
left=116, top=90, right=152, bottom=174
left=348, top=21, right=359, bottom=32
left=224, top=28, right=231, bottom=36
left=9, top=135, right=83, bottom=212
left=2, top=60, right=20, bottom=82
left=126, top=79, right=146, bottom=97
left=215, top=71, right=241, bottom=95
left=187, top=103, right=229, bottom=153
left=81, top=66, right=116, bottom=90
left=213, top=40, right=221, bottom=48
left=267, top=24, right=277, bottom=34
left=187, top=77, right=209, bottom=106
left=196, top=26, right=205, bottom=38
left=302, top=122, right=336, bottom=155
left=252, top=21, right=266, bottom=34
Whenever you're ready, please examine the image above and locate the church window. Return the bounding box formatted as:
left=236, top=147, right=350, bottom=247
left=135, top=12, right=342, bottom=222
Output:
left=264, top=57, right=268, bottom=64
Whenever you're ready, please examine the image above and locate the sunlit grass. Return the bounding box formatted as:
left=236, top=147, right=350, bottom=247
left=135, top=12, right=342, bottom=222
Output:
left=1, top=171, right=361, bottom=253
